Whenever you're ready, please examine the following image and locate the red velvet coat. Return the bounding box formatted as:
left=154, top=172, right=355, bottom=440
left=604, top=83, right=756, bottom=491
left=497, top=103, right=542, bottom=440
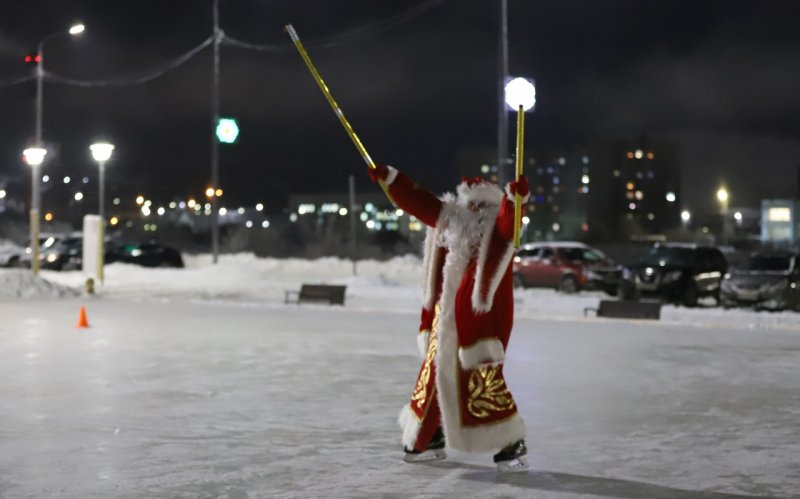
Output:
left=389, top=167, right=529, bottom=453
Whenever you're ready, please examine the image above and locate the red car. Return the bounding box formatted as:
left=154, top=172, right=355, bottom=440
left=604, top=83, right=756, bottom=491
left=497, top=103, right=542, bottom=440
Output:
left=512, top=242, right=622, bottom=294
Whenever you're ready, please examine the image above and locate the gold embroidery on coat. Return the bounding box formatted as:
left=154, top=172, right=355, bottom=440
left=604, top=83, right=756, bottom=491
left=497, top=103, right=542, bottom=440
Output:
left=411, top=305, right=440, bottom=409
left=466, top=366, right=515, bottom=418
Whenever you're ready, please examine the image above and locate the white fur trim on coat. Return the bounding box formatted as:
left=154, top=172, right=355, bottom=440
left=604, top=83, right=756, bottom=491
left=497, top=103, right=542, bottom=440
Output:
left=417, top=330, right=430, bottom=358
left=471, top=235, right=517, bottom=313
left=458, top=339, right=505, bottom=370
left=504, top=183, right=530, bottom=204
left=383, top=165, right=399, bottom=185
left=456, top=182, right=504, bottom=207
left=398, top=403, right=422, bottom=450
left=421, top=196, right=456, bottom=310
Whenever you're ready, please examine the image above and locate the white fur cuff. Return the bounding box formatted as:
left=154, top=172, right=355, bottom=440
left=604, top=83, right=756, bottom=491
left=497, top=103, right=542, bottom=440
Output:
left=458, top=339, right=505, bottom=370
left=417, top=330, right=430, bottom=358
left=384, top=165, right=399, bottom=185
left=504, top=183, right=530, bottom=204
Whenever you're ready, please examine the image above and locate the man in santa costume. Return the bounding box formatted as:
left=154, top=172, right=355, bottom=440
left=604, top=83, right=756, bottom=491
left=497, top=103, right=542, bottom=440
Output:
left=368, top=164, right=530, bottom=472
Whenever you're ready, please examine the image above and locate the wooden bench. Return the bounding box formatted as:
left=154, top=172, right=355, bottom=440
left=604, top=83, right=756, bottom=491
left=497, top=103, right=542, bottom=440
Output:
left=584, top=299, right=661, bottom=320
left=285, top=284, right=347, bottom=306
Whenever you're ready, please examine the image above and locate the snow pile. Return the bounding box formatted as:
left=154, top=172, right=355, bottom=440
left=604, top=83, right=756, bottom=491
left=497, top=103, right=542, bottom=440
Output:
left=0, top=269, right=80, bottom=299
left=4, top=252, right=800, bottom=331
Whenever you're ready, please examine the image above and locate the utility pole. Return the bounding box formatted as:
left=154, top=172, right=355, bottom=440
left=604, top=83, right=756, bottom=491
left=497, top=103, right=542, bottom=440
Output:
left=497, top=0, right=510, bottom=185
left=349, top=175, right=357, bottom=276
left=211, top=0, right=221, bottom=263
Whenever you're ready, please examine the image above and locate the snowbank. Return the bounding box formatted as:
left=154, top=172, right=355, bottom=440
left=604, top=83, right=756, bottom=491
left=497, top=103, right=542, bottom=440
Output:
left=0, top=269, right=79, bottom=299
left=3, top=252, right=800, bottom=331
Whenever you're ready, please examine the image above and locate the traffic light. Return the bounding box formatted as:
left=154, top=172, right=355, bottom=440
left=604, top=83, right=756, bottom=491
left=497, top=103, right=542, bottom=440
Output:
left=24, top=54, right=41, bottom=64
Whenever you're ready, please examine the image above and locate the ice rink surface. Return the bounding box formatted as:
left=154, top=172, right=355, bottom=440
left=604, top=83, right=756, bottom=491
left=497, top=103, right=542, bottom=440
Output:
left=1, top=294, right=798, bottom=498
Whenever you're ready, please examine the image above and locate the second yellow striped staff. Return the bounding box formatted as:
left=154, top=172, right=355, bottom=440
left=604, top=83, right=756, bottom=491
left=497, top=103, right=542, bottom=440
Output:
left=284, top=24, right=393, bottom=204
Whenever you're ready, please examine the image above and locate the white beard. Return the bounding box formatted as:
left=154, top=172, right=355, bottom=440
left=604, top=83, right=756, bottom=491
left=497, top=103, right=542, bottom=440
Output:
left=439, top=204, right=498, bottom=259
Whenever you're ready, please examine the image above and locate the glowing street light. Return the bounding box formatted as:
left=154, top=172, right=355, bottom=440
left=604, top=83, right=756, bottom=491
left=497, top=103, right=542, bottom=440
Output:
left=717, top=186, right=730, bottom=243
left=504, top=77, right=536, bottom=112
left=35, top=23, right=85, bottom=146
left=716, top=187, right=729, bottom=206
left=22, top=147, right=47, bottom=275
left=90, top=142, right=114, bottom=282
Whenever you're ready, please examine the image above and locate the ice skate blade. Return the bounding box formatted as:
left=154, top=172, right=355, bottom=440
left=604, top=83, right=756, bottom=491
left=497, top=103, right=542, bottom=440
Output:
left=496, top=456, right=529, bottom=473
left=403, top=449, right=447, bottom=463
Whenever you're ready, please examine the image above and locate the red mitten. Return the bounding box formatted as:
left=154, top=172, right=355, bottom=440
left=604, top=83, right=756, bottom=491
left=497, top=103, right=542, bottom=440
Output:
left=508, top=175, right=530, bottom=197
left=368, top=164, right=390, bottom=183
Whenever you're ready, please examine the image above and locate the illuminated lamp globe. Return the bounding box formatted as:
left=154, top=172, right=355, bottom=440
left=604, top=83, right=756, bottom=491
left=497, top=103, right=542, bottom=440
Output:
left=504, top=77, right=536, bottom=111
left=23, top=147, right=47, bottom=166
left=90, top=142, right=114, bottom=162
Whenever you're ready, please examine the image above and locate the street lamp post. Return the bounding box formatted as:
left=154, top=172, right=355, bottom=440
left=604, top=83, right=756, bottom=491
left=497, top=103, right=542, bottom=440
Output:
left=503, top=77, right=536, bottom=247
left=717, top=187, right=729, bottom=244
left=90, top=143, right=114, bottom=283
left=23, top=147, right=47, bottom=275
left=35, top=23, right=84, bottom=145
left=26, top=23, right=83, bottom=277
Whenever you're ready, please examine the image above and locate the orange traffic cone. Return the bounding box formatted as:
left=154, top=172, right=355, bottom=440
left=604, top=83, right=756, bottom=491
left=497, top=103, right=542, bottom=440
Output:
left=76, top=306, right=90, bottom=328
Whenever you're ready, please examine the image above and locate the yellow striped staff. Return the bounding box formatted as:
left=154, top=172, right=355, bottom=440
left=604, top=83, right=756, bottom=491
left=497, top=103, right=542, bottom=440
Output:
left=284, top=24, right=393, bottom=203
left=504, top=77, right=536, bottom=248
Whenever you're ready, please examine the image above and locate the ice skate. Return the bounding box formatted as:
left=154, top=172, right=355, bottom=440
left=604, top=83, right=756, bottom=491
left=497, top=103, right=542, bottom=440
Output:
left=493, top=439, right=529, bottom=473
left=403, top=428, right=446, bottom=463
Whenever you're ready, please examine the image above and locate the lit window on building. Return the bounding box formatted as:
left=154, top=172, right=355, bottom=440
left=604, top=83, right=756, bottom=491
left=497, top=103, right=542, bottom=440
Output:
left=768, top=207, right=792, bottom=222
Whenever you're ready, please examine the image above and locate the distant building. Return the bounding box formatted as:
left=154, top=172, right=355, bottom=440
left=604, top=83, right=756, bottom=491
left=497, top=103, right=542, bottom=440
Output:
left=286, top=192, right=424, bottom=237
left=455, top=135, right=681, bottom=243
left=761, top=199, right=799, bottom=246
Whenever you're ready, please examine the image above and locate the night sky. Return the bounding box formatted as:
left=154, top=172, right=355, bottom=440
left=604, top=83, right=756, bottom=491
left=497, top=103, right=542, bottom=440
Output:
left=2, top=0, right=800, bottom=216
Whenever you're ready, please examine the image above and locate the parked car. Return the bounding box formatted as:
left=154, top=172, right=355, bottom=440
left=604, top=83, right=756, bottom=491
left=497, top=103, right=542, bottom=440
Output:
left=0, top=240, right=25, bottom=267
left=39, top=235, right=83, bottom=270
left=118, top=242, right=184, bottom=268
left=720, top=250, right=800, bottom=311
left=513, top=241, right=622, bottom=294
left=618, top=243, right=728, bottom=307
